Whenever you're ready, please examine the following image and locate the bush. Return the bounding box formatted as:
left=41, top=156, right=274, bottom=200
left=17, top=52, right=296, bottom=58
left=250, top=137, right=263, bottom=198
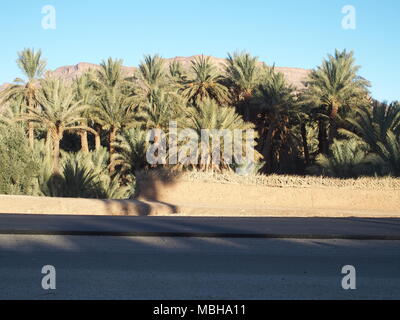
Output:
left=313, top=139, right=381, bottom=178
left=0, top=124, right=40, bottom=195
left=39, top=149, right=132, bottom=199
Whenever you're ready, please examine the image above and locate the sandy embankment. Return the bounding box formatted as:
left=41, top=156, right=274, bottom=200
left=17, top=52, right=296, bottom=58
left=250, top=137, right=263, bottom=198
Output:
left=0, top=172, right=399, bottom=217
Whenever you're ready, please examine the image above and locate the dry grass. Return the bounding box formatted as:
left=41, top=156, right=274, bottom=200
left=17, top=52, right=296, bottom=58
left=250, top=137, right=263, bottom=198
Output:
left=141, top=170, right=400, bottom=190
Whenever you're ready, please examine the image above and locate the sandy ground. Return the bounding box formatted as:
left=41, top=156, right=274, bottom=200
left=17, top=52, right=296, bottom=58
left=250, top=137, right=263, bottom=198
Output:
left=0, top=178, right=399, bottom=217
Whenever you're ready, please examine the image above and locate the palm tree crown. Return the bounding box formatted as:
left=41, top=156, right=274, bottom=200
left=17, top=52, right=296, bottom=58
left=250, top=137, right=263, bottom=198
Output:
left=181, top=55, right=229, bottom=106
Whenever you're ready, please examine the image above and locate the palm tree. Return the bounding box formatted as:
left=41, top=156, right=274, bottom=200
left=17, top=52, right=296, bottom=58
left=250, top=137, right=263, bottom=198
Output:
left=135, top=54, right=168, bottom=104
left=253, top=71, right=298, bottom=173
left=225, top=51, right=262, bottom=121
left=112, top=128, right=149, bottom=179
left=90, top=58, right=133, bottom=152
left=304, top=49, right=370, bottom=154
left=182, top=98, right=256, bottom=172
left=91, top=87, right=138, bottom=171
left=181, top=55, right=229, bottom=106
left=139, top=54, right=166, bottom=88
left=341, top=101, right=400, bottom=175
left=73, top=73, right=97, bottom=152
left=140, top=88, right=183, bottom=130
left=93, top=57, right=125, bottom=89
left=24, top=78, right=94, bottom=173
left=0, top=49, right=47, bottom=148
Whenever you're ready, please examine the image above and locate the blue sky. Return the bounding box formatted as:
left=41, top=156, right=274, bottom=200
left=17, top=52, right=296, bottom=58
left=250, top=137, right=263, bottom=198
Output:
left=1, top=0, right=399, bottom=101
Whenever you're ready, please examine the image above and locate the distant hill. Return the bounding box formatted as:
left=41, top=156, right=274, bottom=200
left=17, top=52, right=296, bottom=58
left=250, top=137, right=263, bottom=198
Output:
left=0, top=83, right=10, bottom=91
left=1, top=55, right=311, bottom=91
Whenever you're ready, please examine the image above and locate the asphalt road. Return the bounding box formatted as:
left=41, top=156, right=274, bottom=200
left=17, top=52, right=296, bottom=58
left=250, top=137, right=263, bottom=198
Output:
left=1, top=235, right=400, bottom=299
left=1, top=215, right=400, bottom=239
left=0, top=215, right=399, bottom=299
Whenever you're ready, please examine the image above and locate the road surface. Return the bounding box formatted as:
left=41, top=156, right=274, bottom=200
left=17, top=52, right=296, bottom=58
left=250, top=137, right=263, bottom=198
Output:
left=0, top=215, right=399, bottom=299
left=1, top=215, right=400, bottom=239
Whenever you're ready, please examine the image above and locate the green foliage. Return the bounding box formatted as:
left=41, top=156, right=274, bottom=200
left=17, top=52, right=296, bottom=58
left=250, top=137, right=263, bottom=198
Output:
left=182, top=98, right=258, bottom=171
left=181, top=55, right=229, bottom=106
left=112, top=128, right=149, bottom=179
left=39, top=148, right=132, bottom=199
left=225, top=51, right=262, bottom=100
left=314, top=139, right=380, bottom=178
left=253, top=71, right=302, bottom=173
left=304, top=49, right=370, bottom=117
left=0, top=124, right=40, bottom=195
left=28, top=78, right=89, bottom=132
left=96, top=58, right=124, bottom=89
left=16, top=48, right=46, bottom=80
left=341, top=101, right=400, bottom=176
left=139, top=54, right=167, bottom=89
left=139, top=88, right=182, bottom=130
left=92, top=87, right=137, bottom=132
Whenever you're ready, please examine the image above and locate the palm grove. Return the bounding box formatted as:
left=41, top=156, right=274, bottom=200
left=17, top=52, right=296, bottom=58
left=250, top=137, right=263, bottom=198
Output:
left=0, top=48, right=399, bottom=198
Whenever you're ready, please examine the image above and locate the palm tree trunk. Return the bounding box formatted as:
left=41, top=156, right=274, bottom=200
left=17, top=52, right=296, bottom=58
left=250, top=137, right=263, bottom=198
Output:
left=95, top=125, right=102, bottom=151
left=109, top=126, right=117, bottom=172
left=327, top=102, right=339, bottom=152
left=328, top=119, right=338, bottom=150
left=243, top=103, right=250, bottom=122
left=261, top=123, right=277, bottom=173
left=28, top=122, right=34, bottom=149
left=45, top=130, right=52, bottom=152
left=318, top=119, right=329, bottom=155
left=27, top=92, right=35, bottom=149
left=53, top=137, right=61, bottom=174
left=79, top=130, right=89, bottom=153
left=301, top=123, right=310, bottom=165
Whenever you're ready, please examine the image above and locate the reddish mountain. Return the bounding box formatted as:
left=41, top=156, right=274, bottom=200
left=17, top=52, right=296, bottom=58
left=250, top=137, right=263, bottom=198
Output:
left=2, top=56, right=311, bottom=90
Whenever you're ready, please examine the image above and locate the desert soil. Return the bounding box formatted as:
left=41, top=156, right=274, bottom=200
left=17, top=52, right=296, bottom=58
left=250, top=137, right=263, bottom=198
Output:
left=0, top=177, right=399, bottom=217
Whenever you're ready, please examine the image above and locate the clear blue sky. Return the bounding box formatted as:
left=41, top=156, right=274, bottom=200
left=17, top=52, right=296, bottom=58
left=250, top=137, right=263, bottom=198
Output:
left=1, top=0, right=399, bottom=101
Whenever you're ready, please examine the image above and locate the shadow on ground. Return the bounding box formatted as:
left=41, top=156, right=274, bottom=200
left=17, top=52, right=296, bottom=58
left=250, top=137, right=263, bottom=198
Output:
left=101, top=169, right=183, bottom=216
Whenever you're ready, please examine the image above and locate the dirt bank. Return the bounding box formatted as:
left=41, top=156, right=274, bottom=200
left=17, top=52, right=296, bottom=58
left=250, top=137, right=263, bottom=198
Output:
left=1, top=172, right=398, bottom=217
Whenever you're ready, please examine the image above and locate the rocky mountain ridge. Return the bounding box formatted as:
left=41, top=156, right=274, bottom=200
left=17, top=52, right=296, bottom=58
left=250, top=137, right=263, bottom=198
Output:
left=1, top=55, right=311, bottom=90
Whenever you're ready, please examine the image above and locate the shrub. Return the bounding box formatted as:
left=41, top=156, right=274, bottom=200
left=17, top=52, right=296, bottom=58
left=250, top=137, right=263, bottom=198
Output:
left=0, top=124, right=40, bottom=195
left=314, top=139, right=380, bottom=178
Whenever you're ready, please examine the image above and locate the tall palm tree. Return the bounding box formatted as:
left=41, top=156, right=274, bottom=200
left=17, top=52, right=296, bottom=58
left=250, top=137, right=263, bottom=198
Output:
left=181, top=55, right=229, bottom=106
left=253, top=71, right=298, bottom=173
left=139, top=54, right=166, bottom=89
left=24, top=78, right=94, bottom=173
left=0, top=49, right=47, bottom=148
left=93, top=57, right=125, bottom=89
left=91, top=87, right=138, bottom=171
left=225, top=51, right=262, bottom=121
left=90, top=58, right=132, bottom=152
left=304, top=49, right=370, bottom=154
left=74, top=73, right=97, bottom=152
left=135, top=54, right=168, bottom=105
